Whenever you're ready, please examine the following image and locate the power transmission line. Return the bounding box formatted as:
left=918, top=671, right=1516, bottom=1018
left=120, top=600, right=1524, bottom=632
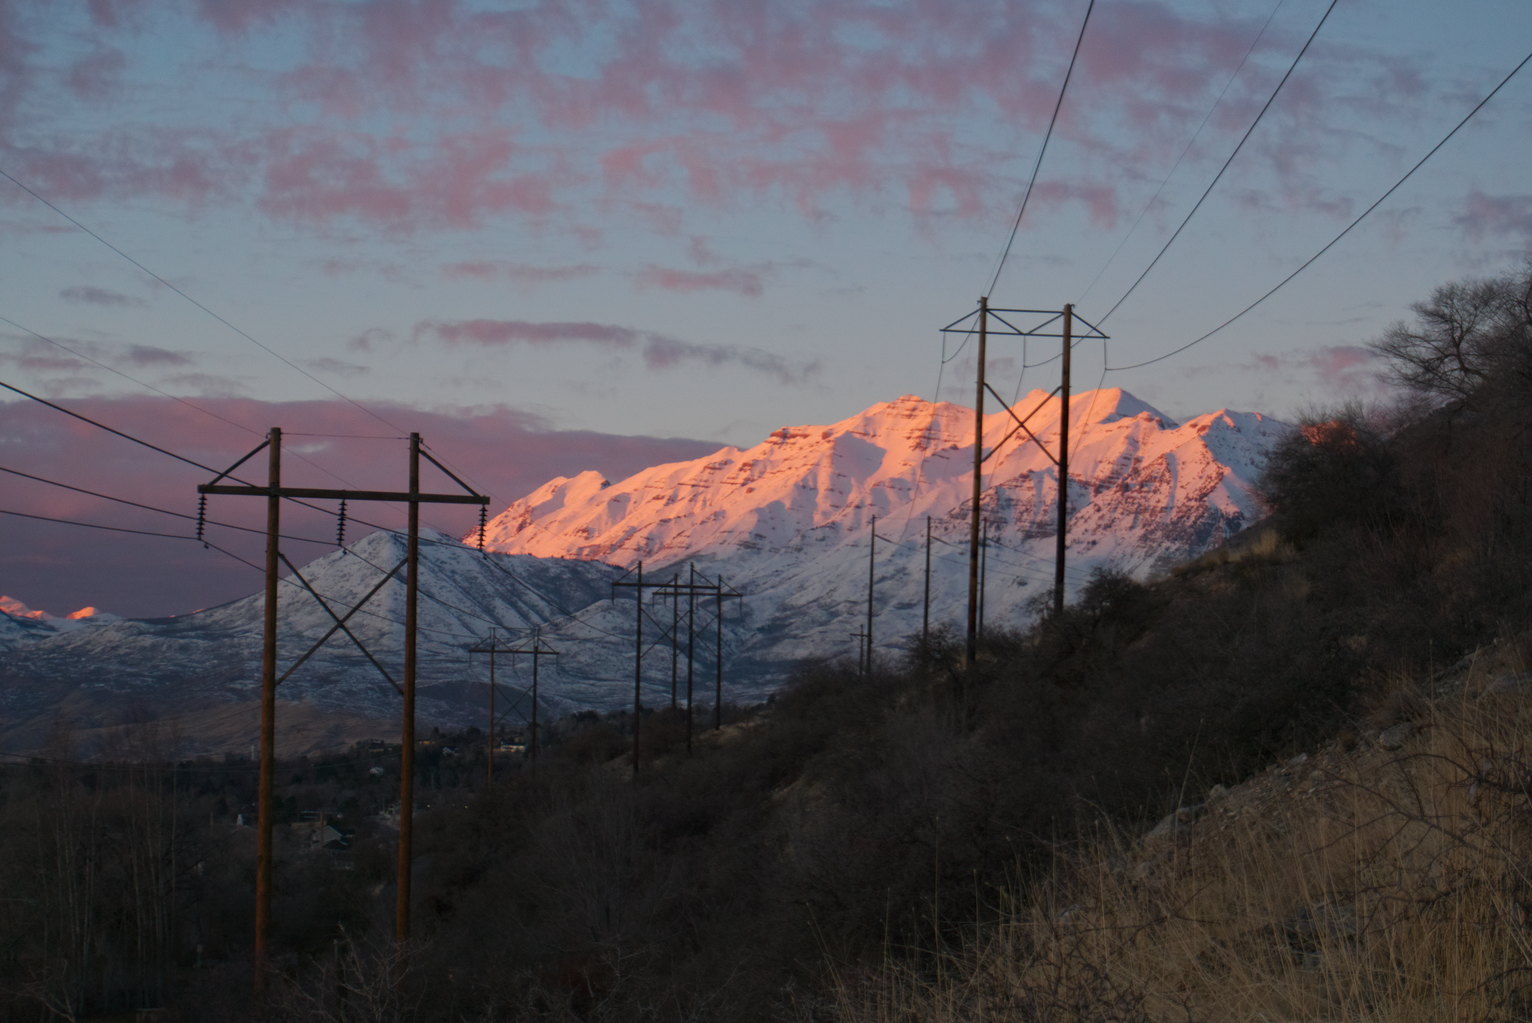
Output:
left=986, top=0, right=1097, bottom=297
left=1106, top=43, right=1532, bottom=373
left=1097, top=0, right=1341, bottom=325
left=0, top=166, right=409, bottom=436
left=1075, top=0, right=1288, bottom=308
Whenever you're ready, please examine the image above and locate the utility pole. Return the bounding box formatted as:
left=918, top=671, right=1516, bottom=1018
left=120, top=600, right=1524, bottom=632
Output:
left=714, top=576, right=729, bottom=731
left=469, top=630, right=519, bottom=783
left=255, top=428, right=279, bottom=990
left=633, top=562, right=643, bottom=775
left=1055, top=304, right=1073, bottom=617
left=508, top=627, right=556, bottom=767
left=474, top=629, right=498, bottom=785
left=940, top=303, right=1107, bottom=658
left=922, top=516, right=932, bottom=649
left=398, top=434, right=421, bottom=948
left=687, top=563, right=696, bottom=740
left=966, top=297, right=988, bottom=667
left=199, top=429, right=488, bottom=987
left=853, top=626, right=869, bottom=674
left=865, top=514, right=876, bottom=674
left=980, top=518, right=988, bottom=638
left=647, top=567, right=742, bottom=748
left=669, top=575, right=680, bottom=709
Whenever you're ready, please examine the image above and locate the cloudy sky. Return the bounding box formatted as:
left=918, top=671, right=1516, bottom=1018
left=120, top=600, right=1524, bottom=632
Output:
left=2, top=0, right=1530, bottom=616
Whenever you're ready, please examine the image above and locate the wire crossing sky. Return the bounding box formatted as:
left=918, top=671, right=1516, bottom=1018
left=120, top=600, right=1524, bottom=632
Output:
left=2, top=0, right=1530, bottom=616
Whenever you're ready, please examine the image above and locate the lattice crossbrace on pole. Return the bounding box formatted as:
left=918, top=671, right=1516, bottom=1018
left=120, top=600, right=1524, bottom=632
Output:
left=940, top=302, right=1109, bottom=662
left=197, top=428, right=489, bottom=990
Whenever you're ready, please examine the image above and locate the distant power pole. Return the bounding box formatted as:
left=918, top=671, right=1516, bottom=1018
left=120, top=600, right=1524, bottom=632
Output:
left=468, top=629, right=516, bottom=784
left=940, top=302, right=1108, bottom=661
left=980, top=518, right=988, bottom=638
left=649, top=566, right=742, bottom=749
left=922, top=516, right=932, bottom=648
left=865, top=514, right=876, bottom=673
left=508, top=627, right=556, bottom=768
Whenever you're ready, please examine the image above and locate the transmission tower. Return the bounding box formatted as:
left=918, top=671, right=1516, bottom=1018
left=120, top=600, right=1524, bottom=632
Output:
left=199, top=429, right=488, bottom=988
left=940, top=301, right=1108, bottom=664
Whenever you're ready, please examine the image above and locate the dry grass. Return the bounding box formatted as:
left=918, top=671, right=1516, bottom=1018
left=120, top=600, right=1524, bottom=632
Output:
left=831, top=681, right=1532, bottom=1023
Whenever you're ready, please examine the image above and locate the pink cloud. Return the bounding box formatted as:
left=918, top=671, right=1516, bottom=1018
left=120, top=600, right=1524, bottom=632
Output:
left=635, top=266, right=765, bottom=297
left=0, top=334, right=191, bottom=378
left=1455, top=190, right=1532, bottom=245
left=59, top=284, right=144, bottom=307
left=65, top=46, right=126, bottom=100
left=303, top=357, right=369, bottom=378
left=0, top=394, right=721, bottom=617
left=440, top=261, right=601, bottom=284
left=1234, top=344, right=1385, bottom=401
left=415, top=318, right=817, bottom=384
left=257, top=129, right=561, bottom=229
left=3, top=0, right=1499, bottom=240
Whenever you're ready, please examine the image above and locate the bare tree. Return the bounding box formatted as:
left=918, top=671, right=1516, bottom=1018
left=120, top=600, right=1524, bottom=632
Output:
left=1370, top=262, right=1532, bottom=409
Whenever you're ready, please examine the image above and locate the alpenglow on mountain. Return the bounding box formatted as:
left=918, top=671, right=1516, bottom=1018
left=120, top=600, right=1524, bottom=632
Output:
left=481, top=388, right=1281, bottom=573
left=1, top=389, right=1286, bottom=754
left=475, top=387, right=1287, bottom=676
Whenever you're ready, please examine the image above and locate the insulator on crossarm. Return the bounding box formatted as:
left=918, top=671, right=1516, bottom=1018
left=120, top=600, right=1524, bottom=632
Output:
left=477, top=505, right=488, bottom=554
left=196, top=494, right=207, bottom=546
left=336, top=498, right=348, bottom=548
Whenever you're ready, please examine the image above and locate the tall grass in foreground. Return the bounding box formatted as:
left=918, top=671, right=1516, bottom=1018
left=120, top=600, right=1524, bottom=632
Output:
left=832, top=675, right=1532, bottom=1023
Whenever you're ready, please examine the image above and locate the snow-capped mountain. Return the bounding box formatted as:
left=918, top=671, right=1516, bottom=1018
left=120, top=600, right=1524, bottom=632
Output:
left=0, top=595, right=120, bottom=632
left=0, top=389, right=1287, bottom=754
left=477, top=388, right=1287, bottom=671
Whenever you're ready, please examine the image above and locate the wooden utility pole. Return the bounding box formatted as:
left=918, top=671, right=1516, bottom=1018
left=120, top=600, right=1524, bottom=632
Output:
left=199, top=429, right=488, bottom=988
left=980, top=518, right=988, bottom=638
left=713, top=576, right=727, bottom=731
left=966, top=297, right=989, bottom=666
left=669, top=576, right=680, bottom=709
left=254, top=428, right=280, bottom=989
left=644, top=567, right=742, bottom=748
left=397, top=434, right=421, bottom=946
left=633, top=561, right=643, bottom=775
left=1055, top=304, right=1073, bottom=617
left=922, top=516, right=932, bottom=648
left=484, top=631, right=498, bottom=784
left=469, top=630, right=519, bottom=783
left=866, top=514, right=877, bottom=673
left=508, top=627, right=556, bottom=767
left=686, top=563, right=696, bottom=738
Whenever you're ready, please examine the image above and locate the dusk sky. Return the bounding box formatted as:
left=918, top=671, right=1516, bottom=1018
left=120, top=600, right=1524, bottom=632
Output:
left=3, top=0, right=1531, bottom=617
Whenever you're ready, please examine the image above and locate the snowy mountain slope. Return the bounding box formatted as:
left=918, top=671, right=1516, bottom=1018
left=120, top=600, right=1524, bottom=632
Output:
left=476, top=389, right=1288, bottom=672
left=0, top=534, right=635, bottom=750
left=0, top=389, right=1288, bottom=752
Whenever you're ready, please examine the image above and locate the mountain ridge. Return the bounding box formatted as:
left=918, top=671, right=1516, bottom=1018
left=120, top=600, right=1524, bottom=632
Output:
left=2, top=388, right=1288, bottom=754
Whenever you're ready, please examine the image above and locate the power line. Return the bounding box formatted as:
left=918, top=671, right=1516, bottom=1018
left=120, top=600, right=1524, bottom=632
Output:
left=0, top=165, right=409, bottom=437
left=1107, top=43, right=1532, bottom=373
left=0, top=314, right=267, bottom=438
left=0, top=507, right=191, bottom=541
left=1075, top=0, right=1288, bottom=308
left=986, top=0, right=1097, bottom=297
left=0, top=313, right=379, bottom=494
left=0, top=463, right=332, bottom=546
left=1097, top=0, right=1340, bottom=325
left=1, top=376, right=223, bottom=474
